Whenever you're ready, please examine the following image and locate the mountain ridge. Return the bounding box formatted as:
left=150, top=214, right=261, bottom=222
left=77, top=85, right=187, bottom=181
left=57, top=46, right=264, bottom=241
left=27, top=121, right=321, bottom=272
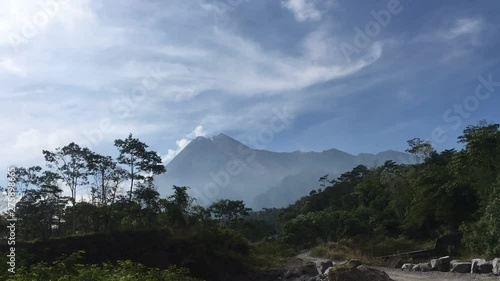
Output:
left=156, top=133, right=416, bottom=209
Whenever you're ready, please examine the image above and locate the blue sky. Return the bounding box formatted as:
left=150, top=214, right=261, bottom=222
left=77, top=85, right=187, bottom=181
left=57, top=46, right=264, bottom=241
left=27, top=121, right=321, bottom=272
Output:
left=1, top=0, right=500, bottom=180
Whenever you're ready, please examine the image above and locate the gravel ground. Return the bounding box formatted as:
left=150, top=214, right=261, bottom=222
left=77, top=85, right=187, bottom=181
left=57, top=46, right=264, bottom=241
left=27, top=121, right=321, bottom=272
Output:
left=379, top=267, right=500, bottom=281
left=295, top=251, right=500, bottom=281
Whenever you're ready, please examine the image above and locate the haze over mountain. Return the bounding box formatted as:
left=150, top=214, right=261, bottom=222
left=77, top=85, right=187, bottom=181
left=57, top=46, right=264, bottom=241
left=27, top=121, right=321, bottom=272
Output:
left=156, top=133, right=416, bottom=209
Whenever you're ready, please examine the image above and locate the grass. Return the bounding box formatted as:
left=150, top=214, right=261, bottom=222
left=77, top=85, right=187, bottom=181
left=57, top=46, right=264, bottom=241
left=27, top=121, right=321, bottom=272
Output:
left=309, top=236, right=434, bottom=266
left=310, top=244, right=383, bottom=266
left=364, top=236, right=434, bottom=257
left=249, top=241, right=294, bottom=270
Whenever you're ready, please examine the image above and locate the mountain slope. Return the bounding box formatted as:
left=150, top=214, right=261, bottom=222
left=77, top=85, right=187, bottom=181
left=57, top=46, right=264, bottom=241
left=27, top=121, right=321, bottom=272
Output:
left=156, top=134, right=416, bottom=209
left=252, top=150, right=417, bottom=208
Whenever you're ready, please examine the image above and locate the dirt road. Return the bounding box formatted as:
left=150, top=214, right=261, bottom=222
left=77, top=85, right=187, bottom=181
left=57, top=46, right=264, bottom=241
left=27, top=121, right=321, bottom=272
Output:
left=381, top=268, right=499, bottom=281
left=297, top=252, right=499, bottom=281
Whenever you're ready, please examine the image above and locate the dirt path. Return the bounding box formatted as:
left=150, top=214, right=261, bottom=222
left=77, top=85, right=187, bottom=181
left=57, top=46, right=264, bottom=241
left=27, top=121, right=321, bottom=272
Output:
left=296, top=251, right=330, bottom=263
left=295, top=252, right=499, bottom=281
left=381, top=268, right=499, bottom=281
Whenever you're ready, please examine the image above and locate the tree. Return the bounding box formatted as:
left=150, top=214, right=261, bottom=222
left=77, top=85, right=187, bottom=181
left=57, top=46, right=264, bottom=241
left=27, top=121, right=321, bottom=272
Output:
left=15, top=189, right=43, bottom=240
left=336, top=165, right=369, bottom=184
left=319, top=174, right=329, bottom=188
left=37, top=171, right=66, bottom=238
left=457, top=120, right=500, bottom=195
left=164, top=185, right=194, bottom=225
left=406, top=138, right=436, bottom=163
left=209, top=199, right=252, bottom=222
left=462, top=180, right=500, bottom=256
left=189, top=205, right=212, bottom=226
left=114, top=134, right=166, bottom=203
left=104, top=167, right=129, bottom=231
left=86, top=152, right=117, bottom=205
left=133, top=180, right=160, bottom=227
left=9, top=166, right=42, bottom=196
left=43, top=142, right=91, bottom=233
left=15, top=171, right=66, bottom=240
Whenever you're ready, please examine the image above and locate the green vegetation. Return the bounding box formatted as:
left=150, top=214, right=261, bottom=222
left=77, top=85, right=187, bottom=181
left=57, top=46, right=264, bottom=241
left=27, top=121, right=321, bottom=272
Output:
left=0, top=134, right=271, bottom=280
left=4, top=251, right=202, bottom=281
left=1, top=120, right=499, bottom=279
left=250, top=241, right=294, bottom=270
left=277, top=120, right=500, bottom=259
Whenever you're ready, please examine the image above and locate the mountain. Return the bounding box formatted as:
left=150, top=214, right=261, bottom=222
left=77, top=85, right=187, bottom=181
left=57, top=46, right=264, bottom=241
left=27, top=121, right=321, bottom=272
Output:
left=156, top=133, right=416, bottom=209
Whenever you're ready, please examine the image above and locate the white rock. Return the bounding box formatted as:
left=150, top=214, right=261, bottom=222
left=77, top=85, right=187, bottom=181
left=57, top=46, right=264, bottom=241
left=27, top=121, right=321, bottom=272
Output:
left=401, top=263, right=414, bottom=271
left=493, top=258, right=500, bottom=275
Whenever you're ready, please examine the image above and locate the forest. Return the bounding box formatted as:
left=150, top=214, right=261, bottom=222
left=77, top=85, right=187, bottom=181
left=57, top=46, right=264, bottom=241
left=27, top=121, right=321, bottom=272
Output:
left=1, top=120, right=499, bottom=280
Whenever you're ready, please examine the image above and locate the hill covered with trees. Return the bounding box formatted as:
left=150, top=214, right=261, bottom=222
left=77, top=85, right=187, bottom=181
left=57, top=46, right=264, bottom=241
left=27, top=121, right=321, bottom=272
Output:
left=1, top=120, right=499, bottom=280
left=277, top=120, right=500, bottom=258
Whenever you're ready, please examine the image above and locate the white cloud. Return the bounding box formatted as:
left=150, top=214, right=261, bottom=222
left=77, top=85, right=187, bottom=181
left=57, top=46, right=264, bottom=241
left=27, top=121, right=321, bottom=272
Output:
left=188, top=125, right=207, bottom=138
left=0, top=0, right=379, bottom=187
left=446, top=18, right=482, bottom=40
left=162, top=125, right=207, bottom=164
left=411, top=17, right=483, bottom=44
left=409, top=17, right=484, bottom=62
left=0, top=0, right=96, bottom=49
left=0, top=58, right=24, bottom=76
left=281, top=0, right=323, bottom=22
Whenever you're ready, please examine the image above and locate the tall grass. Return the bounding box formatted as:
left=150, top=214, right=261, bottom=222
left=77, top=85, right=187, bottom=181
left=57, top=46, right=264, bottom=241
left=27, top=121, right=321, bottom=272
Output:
left=310, top=236, right=434, bottom=266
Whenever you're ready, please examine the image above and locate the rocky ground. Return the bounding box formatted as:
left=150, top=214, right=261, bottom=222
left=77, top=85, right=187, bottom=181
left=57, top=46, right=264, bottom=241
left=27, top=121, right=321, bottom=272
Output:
left=231, top=252, right=500, bottom=281
left=381, top=268, right=500, bottom=281
left=279, top=252, right=500, bottom=281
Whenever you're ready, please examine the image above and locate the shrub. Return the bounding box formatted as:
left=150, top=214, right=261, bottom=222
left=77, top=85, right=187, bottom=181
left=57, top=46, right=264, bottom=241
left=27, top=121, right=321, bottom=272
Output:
left=4, top=251, right=203, bottom=281
left=461, top=187, right=500, bottom=258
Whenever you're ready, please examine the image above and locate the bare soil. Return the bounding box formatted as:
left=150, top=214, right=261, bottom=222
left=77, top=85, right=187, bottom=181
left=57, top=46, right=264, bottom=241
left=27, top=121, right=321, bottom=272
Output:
left=295, top=251, right=500, bottom=281
left=377, top=267, right=500, bottom=281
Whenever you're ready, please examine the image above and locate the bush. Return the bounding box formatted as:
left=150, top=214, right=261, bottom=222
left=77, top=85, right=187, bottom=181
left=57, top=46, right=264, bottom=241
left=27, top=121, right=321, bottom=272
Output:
left=364, top=236, right=431, bottom=257
left=461, top=187, right=500, bottom=257
left=4, top=251, right=203, bottom=281
left=310, top=245, right=328, bottom=258
left=249, top=241, right=293, bottom=270
left=309, top=243, right=381, bottom=266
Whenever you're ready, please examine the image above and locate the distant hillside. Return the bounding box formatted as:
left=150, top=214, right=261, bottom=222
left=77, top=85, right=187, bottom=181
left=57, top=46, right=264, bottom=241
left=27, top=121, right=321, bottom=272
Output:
left=156, top=134, right=416, bottom=209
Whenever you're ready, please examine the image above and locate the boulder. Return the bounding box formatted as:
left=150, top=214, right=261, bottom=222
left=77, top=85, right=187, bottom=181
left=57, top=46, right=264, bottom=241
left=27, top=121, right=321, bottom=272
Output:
left=493, top=258, right=500, bottom=275
left=478, top=261, right=493, bottom=274
left=430, top=259, right=440, bottom=271
left=401, top=263, right=414, bottom=271
left=450, top=260, right=472, bottom=273
left=471, top=259, right=485, bottom=273
left=437, top=256, right=451, bottom=272
left=314, top=260, right=334, bottom=275
left=412, top=263, right=432, bottom=272
left=470, top=259, right=493, bottom=274
left=431, top=256, right=451, bottom=272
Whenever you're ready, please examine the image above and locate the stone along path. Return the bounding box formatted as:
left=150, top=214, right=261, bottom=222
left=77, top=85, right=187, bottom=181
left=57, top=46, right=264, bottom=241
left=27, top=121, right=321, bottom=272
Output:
left=381, top=268, right=499, bottom=281
left=296, top=252, right=500, bottom=281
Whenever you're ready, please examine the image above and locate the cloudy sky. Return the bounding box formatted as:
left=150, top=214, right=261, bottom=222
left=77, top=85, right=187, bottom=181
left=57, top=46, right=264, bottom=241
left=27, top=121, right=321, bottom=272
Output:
left=1, top=0, right=500, bottom=183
